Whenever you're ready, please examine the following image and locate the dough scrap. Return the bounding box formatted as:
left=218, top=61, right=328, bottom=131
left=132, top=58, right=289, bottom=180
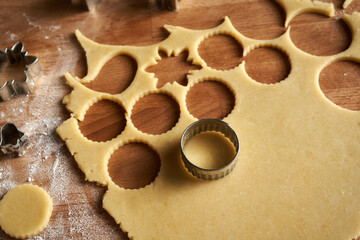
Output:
left=0, top=184, right=53, bottom=239
left=343, top=0, right=355, bottom=9
left=57, top=0, right=360, bottom=239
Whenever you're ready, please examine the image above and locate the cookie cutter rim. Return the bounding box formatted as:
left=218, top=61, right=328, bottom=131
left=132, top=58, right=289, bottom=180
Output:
left=180, top=118, right=239, bottom=180
left=71, top=0, right=100, bottom=11
left=0, top=123, right=29, bottom=156
left=0, top=42, right=41, bottom=102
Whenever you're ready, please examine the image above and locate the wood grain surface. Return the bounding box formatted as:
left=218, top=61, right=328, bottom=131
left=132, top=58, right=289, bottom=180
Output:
left=0, top=0, right=360, bottom=239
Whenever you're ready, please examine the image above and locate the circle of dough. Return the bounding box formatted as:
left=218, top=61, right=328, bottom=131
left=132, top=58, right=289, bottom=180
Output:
left=0, top=184, right=53, bottom=239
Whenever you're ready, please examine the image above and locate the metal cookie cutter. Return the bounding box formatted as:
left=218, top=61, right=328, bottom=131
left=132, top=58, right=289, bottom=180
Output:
left=0, top=123, right=29, bottom=156
left=0, top=42, right=41, bottom=102
left=149, top=0, right=179, bottom=10
left=180, top=119, right=239, bottom=180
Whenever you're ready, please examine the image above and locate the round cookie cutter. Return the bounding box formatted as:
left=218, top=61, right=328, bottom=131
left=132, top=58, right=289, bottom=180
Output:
left=180, top=119, right=239, bottom=180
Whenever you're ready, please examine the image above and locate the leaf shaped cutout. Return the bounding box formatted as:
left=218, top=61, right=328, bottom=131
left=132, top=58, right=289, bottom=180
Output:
left=84, top=54, right=137, bottom=95
left=146, top=50, right=201, bottom=88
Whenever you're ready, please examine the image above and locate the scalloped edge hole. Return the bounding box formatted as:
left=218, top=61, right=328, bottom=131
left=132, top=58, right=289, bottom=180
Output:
left=186, top=80, right=235, bottom=120
left=319, top=60, right=360, bottom=111
left=289, top=12, right=352, bottom=56
left=131, top=92, right=180, bottom=135
left=78, top=99, right=127, bottom=142
left=108, top=142, right=161, bottom=189
left=198, top=34, right=243, bottom=70
left=244, top=46, right=291, bottom=84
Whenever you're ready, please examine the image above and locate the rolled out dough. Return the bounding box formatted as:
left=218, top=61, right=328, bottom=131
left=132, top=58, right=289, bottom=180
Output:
left=57, top=0, right=360, bottom=239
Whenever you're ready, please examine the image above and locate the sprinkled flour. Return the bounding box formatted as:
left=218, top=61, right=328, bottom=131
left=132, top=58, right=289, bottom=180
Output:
left=0, top=16, right=124, bottom=238
left=0, top=92, right=123, bottom=239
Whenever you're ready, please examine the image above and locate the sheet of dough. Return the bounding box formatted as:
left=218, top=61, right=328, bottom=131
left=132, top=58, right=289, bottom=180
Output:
left=57, top=0, right=360, bottom=239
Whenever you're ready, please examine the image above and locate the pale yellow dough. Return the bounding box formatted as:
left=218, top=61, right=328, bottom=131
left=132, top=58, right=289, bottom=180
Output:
left=0, top=184, right=53, bottom=239
left=57, top=0, right=360, bottom=239
left=183, top=131, right=235, bottom=169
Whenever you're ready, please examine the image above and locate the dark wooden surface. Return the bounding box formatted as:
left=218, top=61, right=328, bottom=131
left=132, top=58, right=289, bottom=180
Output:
left=0, top=0, right=359, bottom=239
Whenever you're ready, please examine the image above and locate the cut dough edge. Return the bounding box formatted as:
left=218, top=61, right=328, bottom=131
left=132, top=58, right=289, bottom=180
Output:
left=0, top=184, right=53, bottom=239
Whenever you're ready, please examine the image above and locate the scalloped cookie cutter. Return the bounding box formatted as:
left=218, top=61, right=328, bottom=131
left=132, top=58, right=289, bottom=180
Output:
left=0, top=42, right=41, bottom=102
left=181, top=119, right=239, bottom=180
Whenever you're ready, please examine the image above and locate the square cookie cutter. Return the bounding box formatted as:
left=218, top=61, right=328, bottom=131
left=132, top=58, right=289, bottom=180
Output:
left=0, top=42, right=42, bottom=102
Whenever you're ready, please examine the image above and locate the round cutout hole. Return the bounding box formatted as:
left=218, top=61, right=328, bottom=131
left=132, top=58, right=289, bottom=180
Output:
left=131, top=93, right=180, bottom=135
left=186, top=80, right=235, bottom=119
left=289, top=13, right=351, bottom=56
left=83, top=54, right=137, bottom=94
left=79, top=99, right=126, bottom=142
left=319, top=60, right=360, bottom=111
left=198, top=34, right=243, bottom=70
left=108, top=142, right=161, bottom=189
left=244, top=47, right=291, bottom=84
left=230, top=0, right=286, bottom=39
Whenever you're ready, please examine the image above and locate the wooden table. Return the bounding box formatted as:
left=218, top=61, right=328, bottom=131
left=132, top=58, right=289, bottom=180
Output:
left=0, top=0, right=359, bottom=239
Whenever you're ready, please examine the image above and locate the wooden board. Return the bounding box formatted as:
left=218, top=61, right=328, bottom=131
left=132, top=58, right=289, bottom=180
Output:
left=0, top=0, right=359, bottom=239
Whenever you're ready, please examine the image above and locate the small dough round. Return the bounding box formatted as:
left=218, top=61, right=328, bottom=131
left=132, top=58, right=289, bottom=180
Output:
left=0, top=184, right=53, bottom=239
left=183, top=131, right=236, bottom=169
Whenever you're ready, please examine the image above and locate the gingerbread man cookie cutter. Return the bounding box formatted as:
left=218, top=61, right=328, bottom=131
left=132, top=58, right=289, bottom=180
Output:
left=0, top=123, right=29, bottom=156
left=0, top=42, right=41, bottom=102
